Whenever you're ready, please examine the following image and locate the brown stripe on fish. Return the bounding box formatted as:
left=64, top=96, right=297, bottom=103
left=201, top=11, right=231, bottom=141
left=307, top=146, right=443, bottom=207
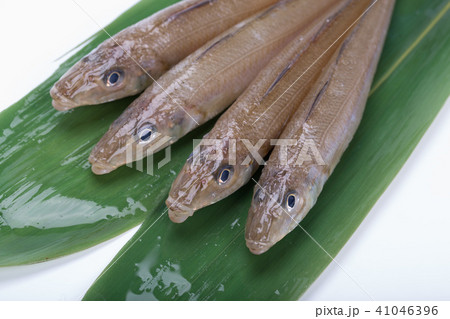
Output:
left=168, top=0, right=217, bottom=22
left=305, top=80, right=330, bottom=122
left=195, top=33, right=235, bottom=61
left=195, top=0, right=289, bottom=62
left=262, top=54, right=297, bottom=99
left=303, top=23, right=365, bottom=122
left=261, top=0, right=360, bottom=102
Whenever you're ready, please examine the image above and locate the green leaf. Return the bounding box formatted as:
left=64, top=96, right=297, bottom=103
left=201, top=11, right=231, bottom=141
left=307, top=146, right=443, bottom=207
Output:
left=0, top=0, right=182, bottom=266
left=83, top=1, right=450, bottom=300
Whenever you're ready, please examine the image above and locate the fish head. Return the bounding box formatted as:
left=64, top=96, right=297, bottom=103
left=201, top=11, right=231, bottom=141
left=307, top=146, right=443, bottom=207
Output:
left=88, top=96, right=186, bottom=175
left=245, top=167, right=314, bottom=255
left=167, top=138, right=256, bottom=223
left=50, top=41, right=159, bottom=110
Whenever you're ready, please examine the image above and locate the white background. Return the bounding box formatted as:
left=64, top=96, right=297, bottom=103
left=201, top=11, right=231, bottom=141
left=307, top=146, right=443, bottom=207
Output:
left=0, top=0, right=449, bottom=301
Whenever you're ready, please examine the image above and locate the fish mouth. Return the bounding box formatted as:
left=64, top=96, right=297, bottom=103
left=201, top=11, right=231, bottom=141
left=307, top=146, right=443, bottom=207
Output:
left=166, top=195, right=195, bottom=223
left=90, top=159, right=117, bottom=175
left=245, top=239, right=272, bottom=255
left=168, top=210, right=191, bottom=223
left=50, top=85, right=80, bottom=111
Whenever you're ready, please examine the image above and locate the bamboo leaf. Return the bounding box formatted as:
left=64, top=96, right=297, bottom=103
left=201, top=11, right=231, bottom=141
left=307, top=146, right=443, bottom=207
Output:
left=0, top=0, right=181, bottom=266
left=82, top=0, right=450, bottom=300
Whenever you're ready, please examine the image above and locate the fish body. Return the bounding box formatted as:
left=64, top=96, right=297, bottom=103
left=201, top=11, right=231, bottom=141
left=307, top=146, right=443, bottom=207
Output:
left=246, top=0, right=395, bottom=254
left=89, top=0, right=341, bottom=175
left=166, top=0, right=373, bottom=223
left=50, top=0, right=280, bottom=110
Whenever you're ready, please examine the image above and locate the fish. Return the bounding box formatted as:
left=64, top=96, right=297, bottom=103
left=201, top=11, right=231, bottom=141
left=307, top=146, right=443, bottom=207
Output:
left=89, top=0, right=341, bottom=175
left=50, top=0, right=280, bottom=110
left=166, top=0, right=373, bottom=223
left=245, top=0, right=395, bottom=255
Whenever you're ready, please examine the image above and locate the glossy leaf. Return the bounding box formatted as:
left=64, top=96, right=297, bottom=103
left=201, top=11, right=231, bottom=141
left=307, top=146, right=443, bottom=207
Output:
left=83, top=0, right=450, bottom=300
left=0, top=0, right=183, bottom=266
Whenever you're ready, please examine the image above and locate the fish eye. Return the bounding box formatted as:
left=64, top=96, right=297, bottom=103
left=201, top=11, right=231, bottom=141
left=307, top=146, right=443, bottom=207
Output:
left=105, top=70, right=123, bottom=87
left=217, top=166, right=233, bottom=185
left=285, top=191, right=298, bottom=211
left=137, top=123, right=156, bottom=143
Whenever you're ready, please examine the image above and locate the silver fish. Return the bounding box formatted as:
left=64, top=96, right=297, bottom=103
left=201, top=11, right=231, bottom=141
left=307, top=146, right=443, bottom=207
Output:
left=246, top=0, right=395, bottom=254
left=166, top=0, right=369, bottom=223
left=50, top=0, right=279, bottom=110
left=89, top=0, right=338, bottom=175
